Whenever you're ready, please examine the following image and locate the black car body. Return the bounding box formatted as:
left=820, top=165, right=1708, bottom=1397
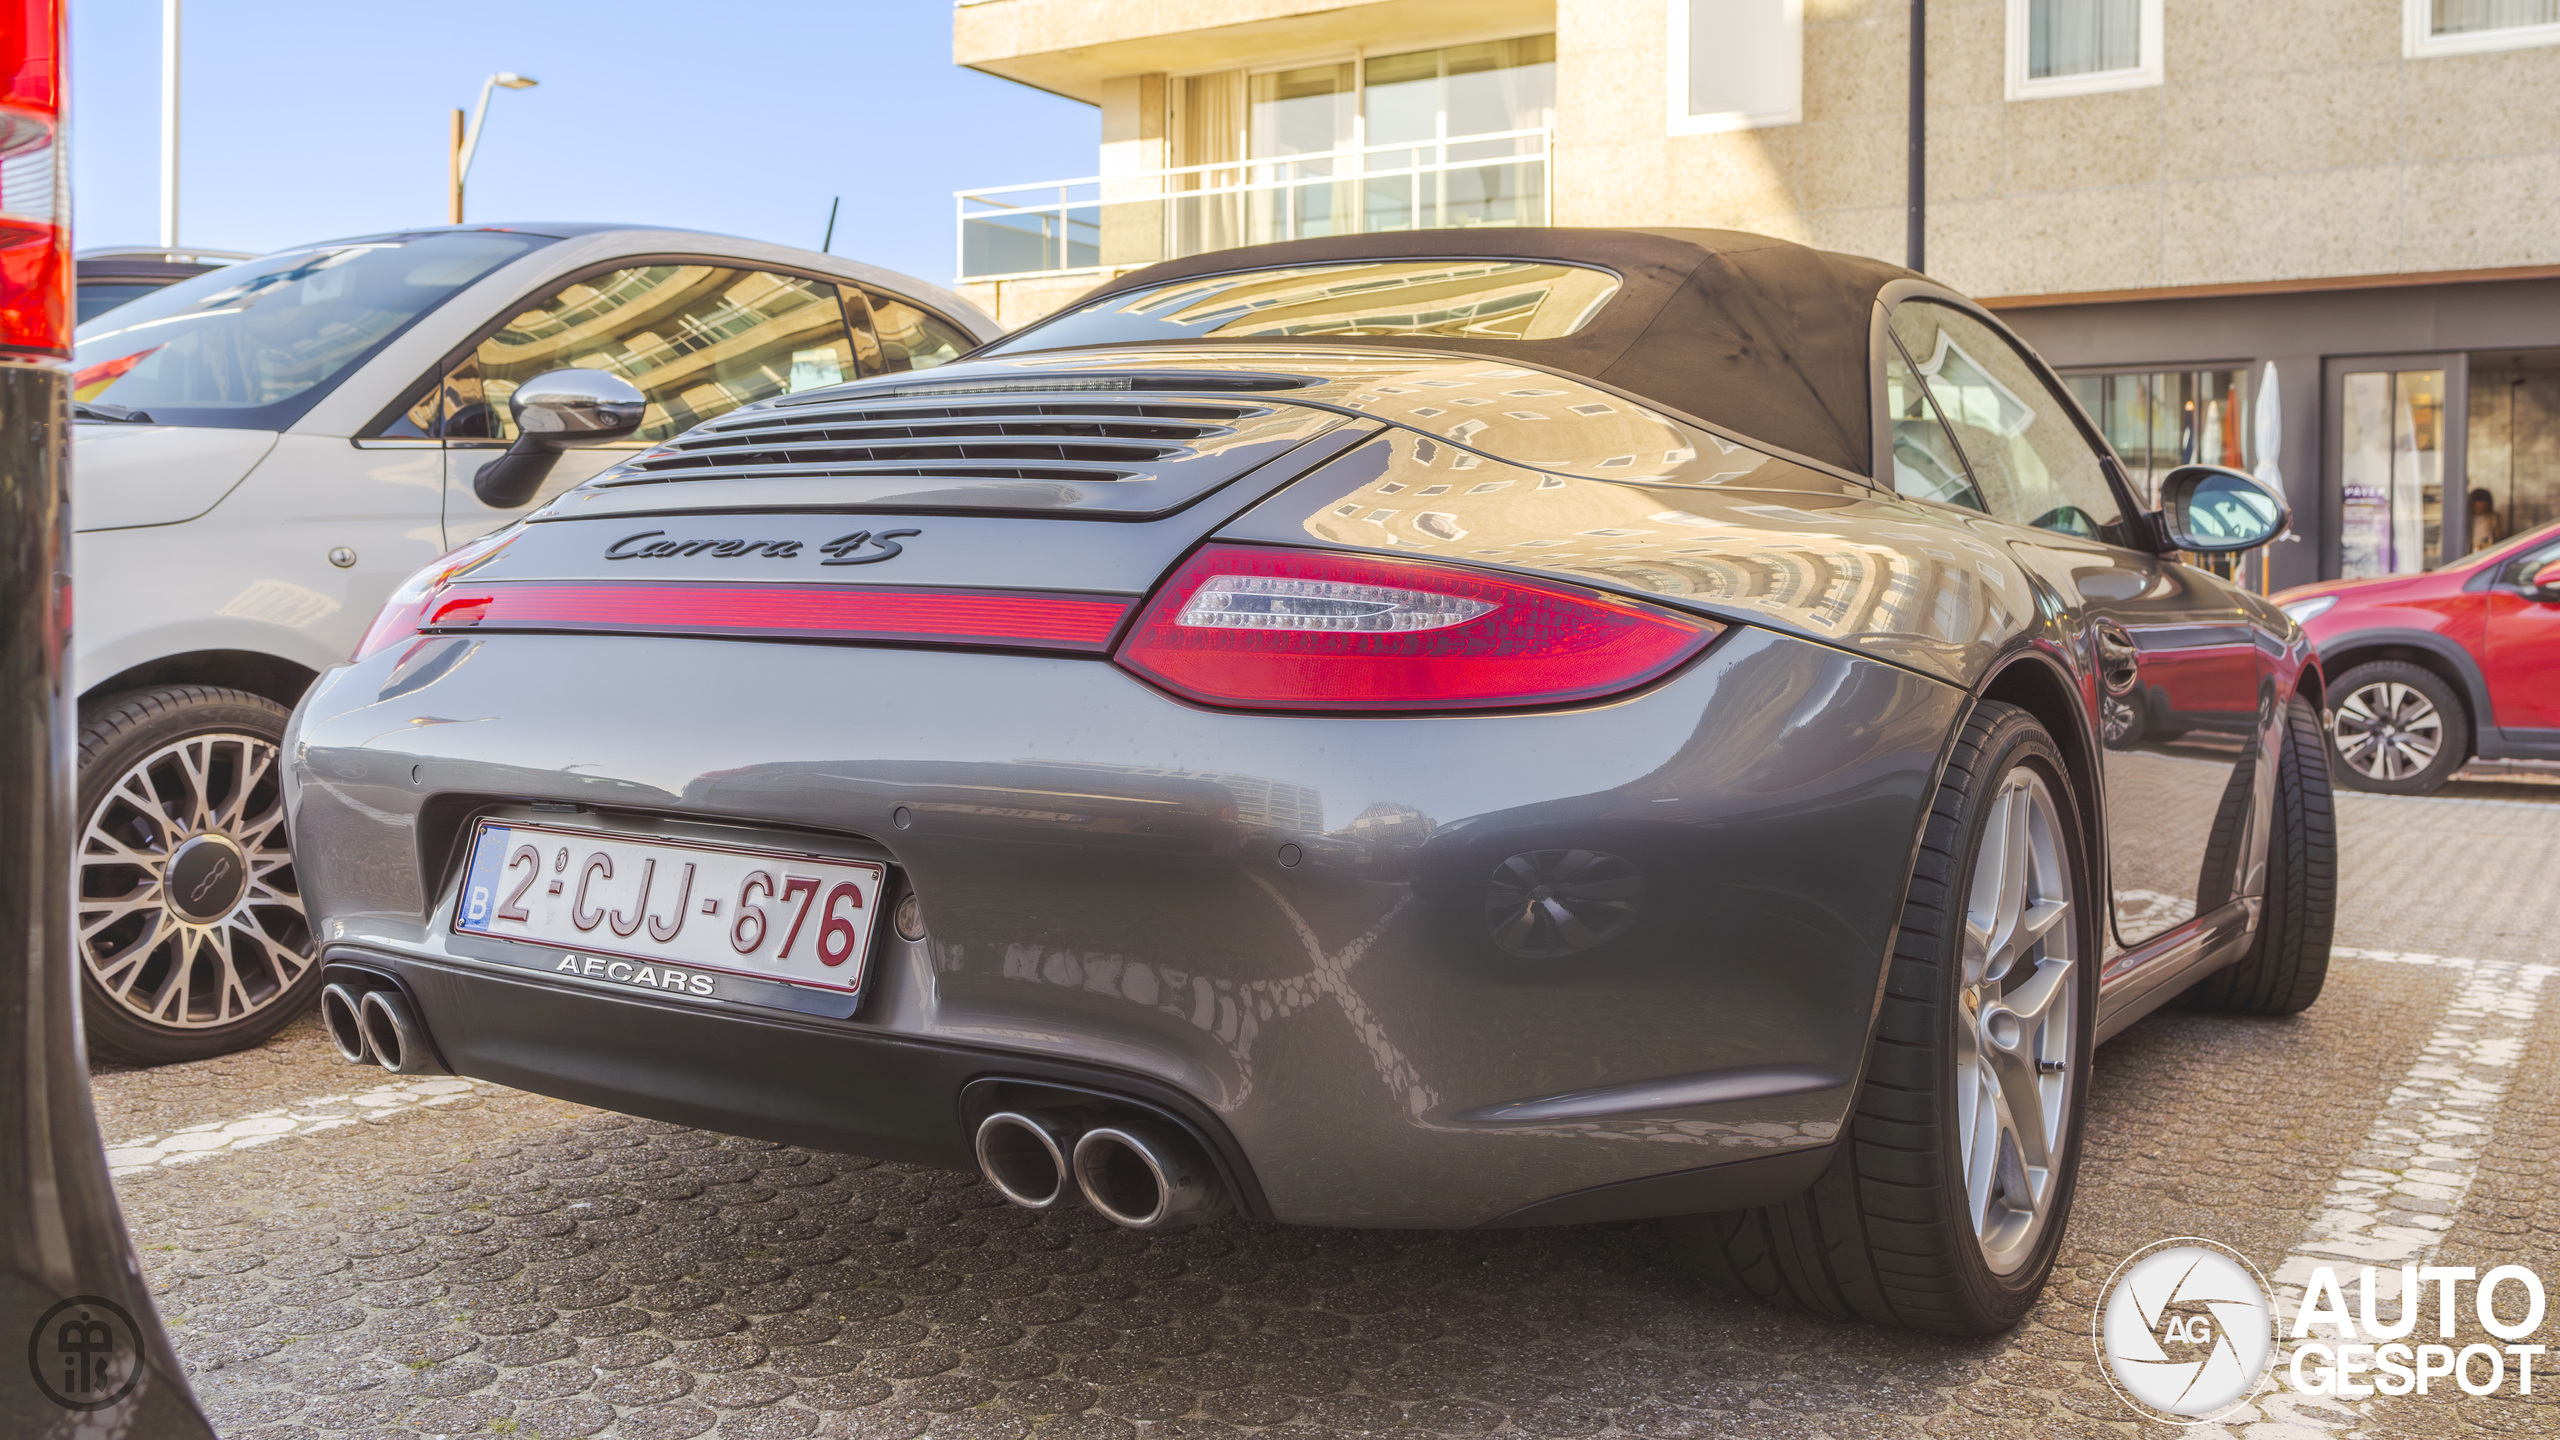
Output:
left=283, top=230, right=2333, bottom=1333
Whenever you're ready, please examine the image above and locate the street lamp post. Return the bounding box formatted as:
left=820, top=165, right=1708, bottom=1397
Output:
left=447, top=71, right=538, bottom=224
left=158, top=0, right=179, bottom=246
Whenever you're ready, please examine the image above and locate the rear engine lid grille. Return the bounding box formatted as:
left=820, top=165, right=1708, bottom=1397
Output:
left=541, top=389, right=1351, bottom=522
left=622, top=401, right=1261, bottom=483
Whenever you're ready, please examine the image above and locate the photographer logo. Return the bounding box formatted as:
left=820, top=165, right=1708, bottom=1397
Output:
left=26, top=1295, right=143, bottom=1412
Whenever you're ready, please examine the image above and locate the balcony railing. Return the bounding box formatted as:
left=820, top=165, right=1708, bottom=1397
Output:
left=955, top=128, right=1552, bottom=283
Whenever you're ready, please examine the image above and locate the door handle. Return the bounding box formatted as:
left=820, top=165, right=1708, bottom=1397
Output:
left=2093, top=621, right=2141, bottom=696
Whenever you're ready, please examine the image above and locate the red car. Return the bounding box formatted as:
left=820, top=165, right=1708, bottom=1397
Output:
left=2275, top=520, right=2560, bottom=794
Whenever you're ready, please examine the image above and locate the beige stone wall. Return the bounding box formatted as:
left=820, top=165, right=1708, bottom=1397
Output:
left=955, top=270, right=1143, bottom=331
left=1554, top=0, right=2560, bottom=299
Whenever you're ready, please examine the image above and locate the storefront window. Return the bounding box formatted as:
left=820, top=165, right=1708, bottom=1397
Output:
left=2337, top=368, right=2447, bottom=578
left=2063, top=368, right=2250, bottom=510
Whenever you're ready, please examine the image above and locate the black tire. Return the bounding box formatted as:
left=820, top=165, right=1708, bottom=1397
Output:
left=2325, top=659, right=2468, bottom=795
left=75, top=685, right=319, bottom=1065
left=2186, top=693, right=2337, bottom=1015
left=1664, top=701, right=2096, bottom=1335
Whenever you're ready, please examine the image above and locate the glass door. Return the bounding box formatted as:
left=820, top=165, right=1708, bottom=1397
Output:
left=1247, top=63, right=1356, bottom=243
left=1360, top=37, right=1556, bottom=234
left=2326, top=354, right=2469, bottom=579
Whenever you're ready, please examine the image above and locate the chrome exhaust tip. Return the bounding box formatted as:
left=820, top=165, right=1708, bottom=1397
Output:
left=321, top=983, right=374, bottom=1065
left=1071, top=1121, right=1230, bottom=1231
left=356, top=988, right=450, bottom=1077
left=975, top=1110, right=1079, bottom=1210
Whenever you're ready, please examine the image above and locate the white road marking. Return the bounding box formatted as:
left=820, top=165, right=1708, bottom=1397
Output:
left=105, top=1076, right=482, bottom=1176
left=2186, top=947, right=2552, bottom=1436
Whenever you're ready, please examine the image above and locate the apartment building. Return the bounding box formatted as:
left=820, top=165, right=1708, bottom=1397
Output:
left=952, top=0, right=2560, bottom=588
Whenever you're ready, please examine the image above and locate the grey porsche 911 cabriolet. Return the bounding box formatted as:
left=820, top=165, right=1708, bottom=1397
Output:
left=283, top=229, right=2332, bottom=1335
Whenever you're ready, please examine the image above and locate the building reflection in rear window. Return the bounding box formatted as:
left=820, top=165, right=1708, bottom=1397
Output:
left=984, top=260, right=1621, bottom=352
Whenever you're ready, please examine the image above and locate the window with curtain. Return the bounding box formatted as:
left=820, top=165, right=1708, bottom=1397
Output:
left=1666, top=0, right=1802, bottom=134
left=2007, top=0, right=2161, bottom=99
left=2029, top=0, right=2139, bottom=76
left=2433, top=0, right=2560, bottom=33
left=2410, top=0, right=2560, bottom=55
left=1172, top=71, right=1249, bottom=255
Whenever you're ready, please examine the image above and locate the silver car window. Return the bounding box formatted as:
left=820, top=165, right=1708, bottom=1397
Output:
left=71, top=232, right=544, bottom=430
left=444, top=265, right=859, bottom=445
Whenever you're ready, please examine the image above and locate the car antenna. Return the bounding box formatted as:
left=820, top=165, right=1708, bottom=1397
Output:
left=821, top=196, right=839, bottom=254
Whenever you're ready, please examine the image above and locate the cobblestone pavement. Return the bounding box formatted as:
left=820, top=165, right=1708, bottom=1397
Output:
left=94, top=778, right=2560, bottom=1440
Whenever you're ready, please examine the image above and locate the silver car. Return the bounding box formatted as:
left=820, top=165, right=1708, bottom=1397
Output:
left=68, top=224, right=994, bottom=1063
left=284, top=229, right=2332, bottom=1333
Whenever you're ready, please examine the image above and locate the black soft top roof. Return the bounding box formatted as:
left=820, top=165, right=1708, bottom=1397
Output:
left=1065, top=227, right=1916, bottom=479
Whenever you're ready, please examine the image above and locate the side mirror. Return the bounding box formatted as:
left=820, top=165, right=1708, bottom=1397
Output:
left=2152, top=463, right=2289, bottom=554
left=2530, top=558, right=2560, bottom=599
left=472, top=368, right=648, bottom=508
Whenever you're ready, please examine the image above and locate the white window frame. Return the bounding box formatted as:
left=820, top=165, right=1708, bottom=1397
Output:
left=2404, top=0, right=2560, bottom=58
left=2004, top=0, right=2164, bottom=102
left=1665, top=0, right=1803, bottom=136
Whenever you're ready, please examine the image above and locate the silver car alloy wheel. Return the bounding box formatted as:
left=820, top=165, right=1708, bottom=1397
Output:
left=77, top=732, right=312, bottom=1029
left=1957, top=766, right=2077, bottom=1277
left=2330, top=680, right=2442, bottom=782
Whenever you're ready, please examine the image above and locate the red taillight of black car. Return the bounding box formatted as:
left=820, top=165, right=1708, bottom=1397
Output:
left=1110, top=544, right=1719, bottom=713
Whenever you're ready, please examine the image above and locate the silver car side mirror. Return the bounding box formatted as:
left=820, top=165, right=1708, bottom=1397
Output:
left=473, top=368, right=648, bottom=508
left=2152, top=463, right=2289, bottom=554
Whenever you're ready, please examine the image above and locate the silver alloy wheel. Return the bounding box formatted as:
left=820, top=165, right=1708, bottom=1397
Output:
left=2330, top=680, right=2443, bottom=782
left=77, top=732, right=311, bottom=1029
left=1957, top=766, right=2077, bottom=1276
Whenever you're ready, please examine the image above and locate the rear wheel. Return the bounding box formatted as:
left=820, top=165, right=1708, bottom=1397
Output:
left=74, top=686, right=318, bottom=1065
left=2327, top=659, right=2467, bottom=795
left=2187, top=692, right=2336, bottom=1014
left=1665, top=701, right=2094, bottom=1334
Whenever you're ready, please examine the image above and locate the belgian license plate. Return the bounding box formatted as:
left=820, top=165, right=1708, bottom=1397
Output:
left=453, top=820, right=885, bottom=995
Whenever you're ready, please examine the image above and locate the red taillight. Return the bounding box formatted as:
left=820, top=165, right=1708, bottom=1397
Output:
left=351, top=529, right=524, bottom=661
left=419, top=582, right=1133, bottom=652
left=1112, top=545, right=1719, bottom=713
left=0, top=0, right=68, bottom=356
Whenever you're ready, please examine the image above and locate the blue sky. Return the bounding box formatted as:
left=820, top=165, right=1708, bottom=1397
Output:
left=68, top=0, right=1100, bottom=288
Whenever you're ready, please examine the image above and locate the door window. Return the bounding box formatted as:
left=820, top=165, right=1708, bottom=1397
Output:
left=1885, top=346, right=1987, bottom=512
left=864, top=292, right=974, bottom=373
left=444, top=265, right=858, bottom=444
left=1890, top=301, right=2124, bottom=540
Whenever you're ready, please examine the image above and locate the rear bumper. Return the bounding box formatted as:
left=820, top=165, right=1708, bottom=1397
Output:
left=286, top=627, right=1962, bottom=1227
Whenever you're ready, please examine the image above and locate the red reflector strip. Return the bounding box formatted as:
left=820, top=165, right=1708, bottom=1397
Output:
left=423, top=582, right=1134, bottom=652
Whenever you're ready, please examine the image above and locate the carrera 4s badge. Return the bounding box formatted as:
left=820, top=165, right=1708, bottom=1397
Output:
left=602, top=529, right=919, bottom=564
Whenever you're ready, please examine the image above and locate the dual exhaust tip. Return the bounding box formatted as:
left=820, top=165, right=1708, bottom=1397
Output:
left=321, top=980, right=450, bottom=1076
left=327, top=980, right=1209, bottom=1224
left=975, top=1109, right=1228, bottom=1231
